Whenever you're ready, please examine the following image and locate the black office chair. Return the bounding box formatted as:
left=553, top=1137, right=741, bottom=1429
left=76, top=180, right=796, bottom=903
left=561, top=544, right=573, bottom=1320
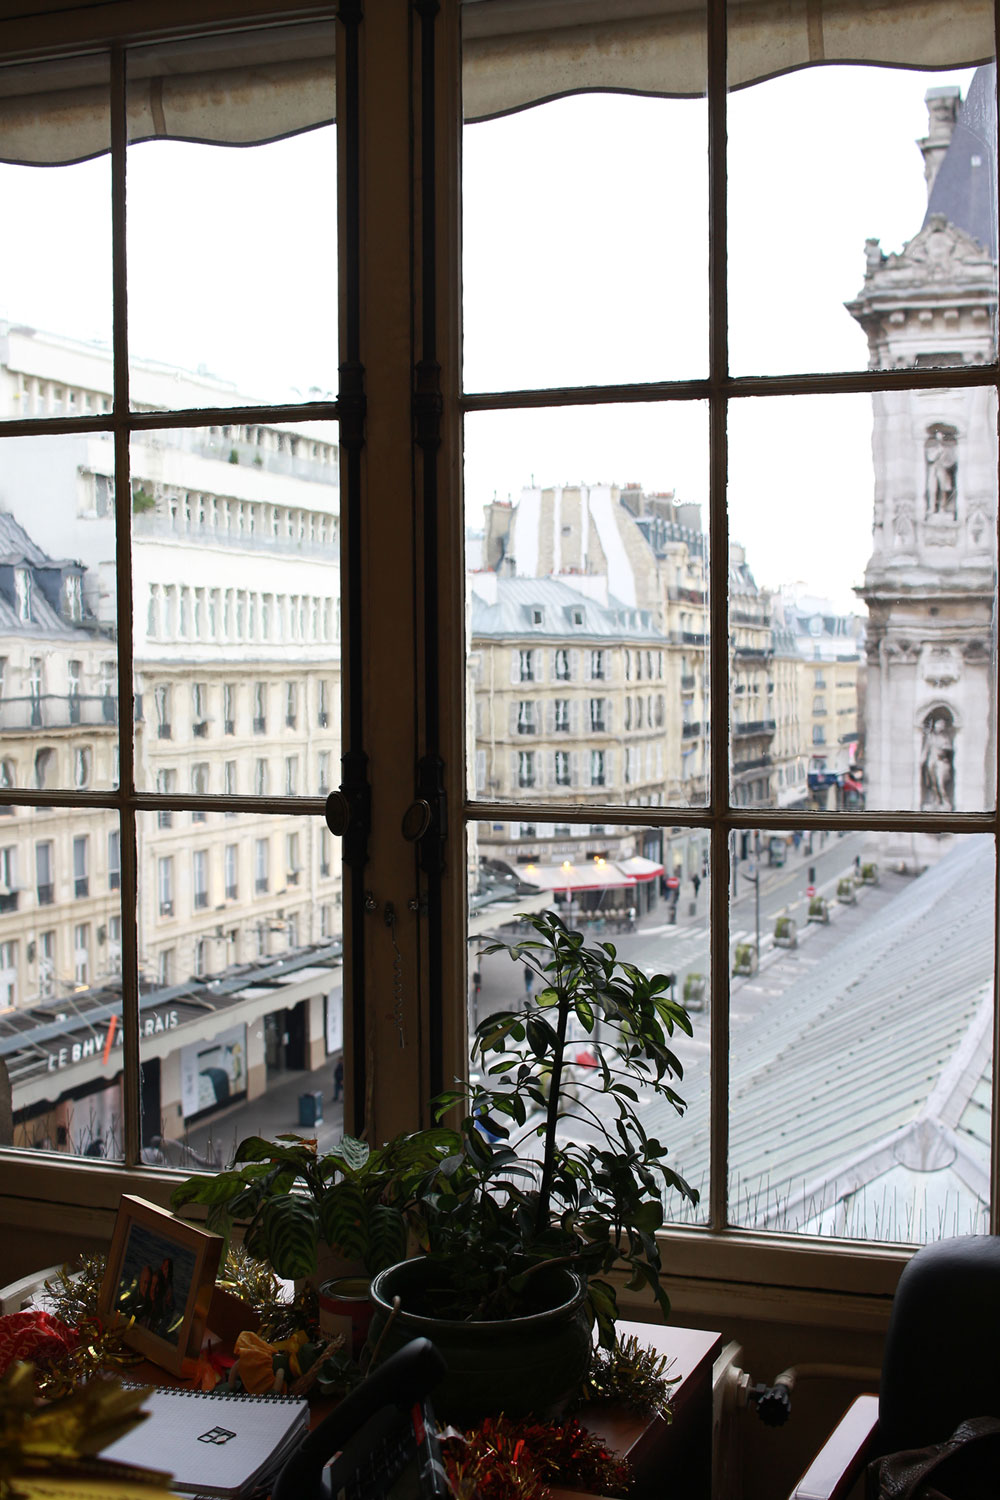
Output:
left=790, top=1235, right=1000, bottom=1499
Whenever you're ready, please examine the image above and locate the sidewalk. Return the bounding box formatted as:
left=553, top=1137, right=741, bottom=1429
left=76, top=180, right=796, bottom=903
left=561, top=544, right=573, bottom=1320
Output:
left=180, top=1058, right=348, bottom=1169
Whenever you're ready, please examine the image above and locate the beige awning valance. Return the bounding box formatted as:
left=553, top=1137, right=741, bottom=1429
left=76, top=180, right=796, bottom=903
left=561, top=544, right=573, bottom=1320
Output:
left=0, top=2, right=993, bottom=164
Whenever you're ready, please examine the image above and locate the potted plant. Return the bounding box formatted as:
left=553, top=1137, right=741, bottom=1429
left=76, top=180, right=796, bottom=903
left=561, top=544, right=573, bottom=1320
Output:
left=807, top=894, right=830, bottom=924
left=837, top=876, right=857, bottom=905
left=860, top=861, right=879, bottom=885
left=367, top=909, right=698, bottom=1421
left=732, top=941, right=757, bottom=976
left=171, top=1129, right=446, bottom=1283
left=773, top=914, right=797, bottom=949
left=683, top=971, right=706, bottom=1009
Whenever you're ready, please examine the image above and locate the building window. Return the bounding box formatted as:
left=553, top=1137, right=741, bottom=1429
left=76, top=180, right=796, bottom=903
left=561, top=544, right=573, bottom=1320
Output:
left=193, top=938, right=207, bottom=978
left=554, top=699, right=570, bottom=732
left=516, top=701, right=536, bottom=735
left=158, top=949, right=174, bottom=987
left=518, top=650, right=535, bottom=683
left=554, top=649, right=570, bottom=681
left=223, top=682, right=236, bottom=734
left=255, top=839, right=269, bottom=894
left=154, top=684, right=172, bottom=739
left=108, top=830, right=121, bottom=890
left=156, top=769, right=175, bottom=828
left=193, top=850, right=208, bottom=909
left=33, top=748, right=53, bottom=789
left=38, top=930, right=54, bottom=998
left=590, top=751, right=606, bottom=788
left=517, top=751, right=535, bottom=789
left=590, top=698, right=605, bottom=733
left=285, top=756, right=298, bottom=796
left=72, top=835, right=89, bottom=899
left=589, top=650, right=605, bottom=681
left=15, top=569, right=31, bottom=623
left=253, top=681, right=267, bottom=733
left=73, top=925, right=89, bottom=986
left=318, top=750, right=331, bottom=794
left=286, top=831, right=301, bottom=884
left=191, top=762, right=209, bottom=822
left=74, top=747, right=91, bottom=789
left=318, top=678, right=330, bottom=727
left=225, top=843, right=238, bottom=900
left=286, top=682, right=298, bottom=729
left=554, top=750, right=571, bottom=787
left=192, top=681, right=208, bottom=734
left=158, top=857, right=174, bottom=918
left=254, top=759, right=268, bottom=797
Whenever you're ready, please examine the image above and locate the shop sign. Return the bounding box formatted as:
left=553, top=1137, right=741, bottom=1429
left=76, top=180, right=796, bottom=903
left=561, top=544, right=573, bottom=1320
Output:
left=46, top=1008, right=179, bottom=1073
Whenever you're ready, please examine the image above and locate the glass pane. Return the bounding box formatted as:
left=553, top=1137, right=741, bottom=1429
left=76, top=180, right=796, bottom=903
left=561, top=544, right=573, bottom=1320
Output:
left=466, top=403, right=710, bottom=809
left=0, top=808, right=123, bottom=1160
left=136, top=810, right=343, bottom=1170
left=463, top=30, right=708, bottom=394
left=0, top=434, right=119, bottom=789
left=467, top=821, right=710, bottom=1226
left=130, top=422, right=340, bottom=790
left=0, top=55, right=111, bottom=350
left=126, top=29, right=337, bottom=408
left=727, top=829, right=993, bottom=1242
left=729, top=63, right=997, bottom=376
left=729, top=388, right=997, bottom=814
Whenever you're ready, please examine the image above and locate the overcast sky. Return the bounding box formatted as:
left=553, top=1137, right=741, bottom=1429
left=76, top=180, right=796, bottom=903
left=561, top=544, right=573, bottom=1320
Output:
left=0, top=62, right=980, bottom=611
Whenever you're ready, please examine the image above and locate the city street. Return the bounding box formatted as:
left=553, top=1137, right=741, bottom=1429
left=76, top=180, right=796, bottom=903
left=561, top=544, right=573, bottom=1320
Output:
left=173, top=831, right=867, bottom=1170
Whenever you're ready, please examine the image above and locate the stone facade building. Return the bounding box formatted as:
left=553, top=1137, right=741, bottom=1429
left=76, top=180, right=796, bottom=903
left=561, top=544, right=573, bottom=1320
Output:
left=852, top=68, right=997, bottom=868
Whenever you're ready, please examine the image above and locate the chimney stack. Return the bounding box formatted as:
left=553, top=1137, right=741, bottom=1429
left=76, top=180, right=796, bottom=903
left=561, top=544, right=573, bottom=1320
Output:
left=919, top=85, right=962, bottom=199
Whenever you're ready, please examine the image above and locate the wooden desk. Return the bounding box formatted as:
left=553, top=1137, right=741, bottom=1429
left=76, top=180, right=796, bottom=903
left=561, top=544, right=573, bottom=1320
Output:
left=552, top=1322, right=722, bottom=1500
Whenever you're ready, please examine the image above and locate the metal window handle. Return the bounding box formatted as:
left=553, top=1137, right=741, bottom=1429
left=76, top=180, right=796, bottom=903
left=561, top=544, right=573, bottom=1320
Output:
left=402, top=799, right=432, bottom=842
left=325, top=788, right=350, bottom=837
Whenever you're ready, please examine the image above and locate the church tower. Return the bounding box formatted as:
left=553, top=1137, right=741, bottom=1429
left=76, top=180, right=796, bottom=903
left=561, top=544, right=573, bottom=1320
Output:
left=850, top=67, right=997, bottom=870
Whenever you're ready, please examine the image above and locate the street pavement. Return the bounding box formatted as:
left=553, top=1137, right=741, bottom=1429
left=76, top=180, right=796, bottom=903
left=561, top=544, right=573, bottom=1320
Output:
left=179, top=1057, right=347, bottom=1168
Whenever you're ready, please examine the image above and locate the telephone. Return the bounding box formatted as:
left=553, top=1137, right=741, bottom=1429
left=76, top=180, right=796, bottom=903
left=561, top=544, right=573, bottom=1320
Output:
left=271, top=1337, right=450, bottom=1500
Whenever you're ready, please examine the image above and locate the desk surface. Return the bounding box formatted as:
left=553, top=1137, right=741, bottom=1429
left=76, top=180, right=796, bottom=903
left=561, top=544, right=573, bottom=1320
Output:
left=551, top=1321, right=722, bottom=1500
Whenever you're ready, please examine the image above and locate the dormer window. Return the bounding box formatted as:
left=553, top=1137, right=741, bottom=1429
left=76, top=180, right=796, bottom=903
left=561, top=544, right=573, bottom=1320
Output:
left=14, top=569, right=30, bottom=623
left=63, top=574, right=82, bottom=620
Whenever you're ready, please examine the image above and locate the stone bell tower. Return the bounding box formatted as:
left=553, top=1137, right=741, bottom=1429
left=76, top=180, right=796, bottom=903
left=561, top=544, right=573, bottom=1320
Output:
left=849, top=67, right=998, bottom=871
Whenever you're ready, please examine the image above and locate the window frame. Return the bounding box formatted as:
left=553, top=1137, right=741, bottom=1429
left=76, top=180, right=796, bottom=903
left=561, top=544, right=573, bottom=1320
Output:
left=0, top=0, right=993, bottom=1322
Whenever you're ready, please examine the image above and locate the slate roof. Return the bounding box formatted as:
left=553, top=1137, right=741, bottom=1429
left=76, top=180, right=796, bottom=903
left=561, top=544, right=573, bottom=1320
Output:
left=924, top=63, right=997, bottom=258
left=469, top=575, right=664, bottom=641
left=654, top=836, right=994, bottom=1243
left=0, top=512, right=88, bottom=638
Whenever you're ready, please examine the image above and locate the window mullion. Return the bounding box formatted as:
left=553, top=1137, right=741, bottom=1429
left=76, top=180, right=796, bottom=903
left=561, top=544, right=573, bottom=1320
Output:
left=110, top=41, right=141, bottom=1169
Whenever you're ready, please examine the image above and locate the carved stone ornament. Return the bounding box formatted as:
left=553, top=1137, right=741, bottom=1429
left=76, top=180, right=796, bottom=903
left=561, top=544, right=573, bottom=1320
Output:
left=880, top=214, right=993, bottom=283
left=919, top=706, right=956, bottom=812
left=919, top=643, right=962, bottom=687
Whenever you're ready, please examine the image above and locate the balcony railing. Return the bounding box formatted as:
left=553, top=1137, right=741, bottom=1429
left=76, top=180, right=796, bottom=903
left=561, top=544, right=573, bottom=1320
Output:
left=193, top=720, right=209, bottom=738
left=74, top=877, right=89, bottom=898
left=682, top=721, right=701, bottom=739
left=37, top=883, right=54, bottom=906
left=680, top=674, right=696, bottom=690
left=732, top=719, right=777, bottom=737
left=732, top=753, right=773, bottom=774
left=0, top=891, right=18, bottom=913
left=733, top=646, right=774, bottom=662
left=0, top=694, right=119, bottom=732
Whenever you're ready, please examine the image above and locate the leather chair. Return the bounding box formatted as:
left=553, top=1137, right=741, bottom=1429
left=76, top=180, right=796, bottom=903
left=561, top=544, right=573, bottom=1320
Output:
left=790, top=1235, right=1000, bottom=1499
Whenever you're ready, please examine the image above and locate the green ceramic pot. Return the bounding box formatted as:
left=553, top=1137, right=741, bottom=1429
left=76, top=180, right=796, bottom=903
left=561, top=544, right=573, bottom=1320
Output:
left=368, top=1256, right=592, bottom=1425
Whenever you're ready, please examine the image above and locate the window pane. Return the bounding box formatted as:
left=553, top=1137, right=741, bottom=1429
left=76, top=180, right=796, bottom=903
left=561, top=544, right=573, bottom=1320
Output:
left=729, top=63, right=997, bottom=376
left=466, top=403, right=710, bottom=810
left=722, top=830, right=993, bottom=1242
left=468, top=821, right=710, bottom=1226
left=729, top=389, right=997, bottom=813
left=136, top=810, right=343, bottom=1169
left=0, top=436, right=119, bottom=789
left=130, top=424, right=340, bottom=790
left=463, top=80, right=708, bottom=392
left=0, top=809, right=123, bottom=1160
left=0, top=55, right=111, bottom=350
left=126, top=30, right=337, bottom=408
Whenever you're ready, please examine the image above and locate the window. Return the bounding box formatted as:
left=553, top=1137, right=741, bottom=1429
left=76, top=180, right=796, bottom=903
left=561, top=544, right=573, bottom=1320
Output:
left=67, top=660, right=81, bottom=722
left=15, top=569, right=31, bottom=623
left=318, top=750, right=331, bottom=793
left=158, top=857, right=174, bottom=918
left=223, top=683, right=236, bottom=734
left=225, top=843, right=238, bottom=900
left=253, top=681, right=267, bottom=733
left=517, top=751, right=535, bottom=789
left=590, top=699, right=605, bottom=733
left=518, top=650, right=535, bottom=683
left=192, top=681, right=208, bottom=734
left=191, top=762, right=209, bottom=822
left=108, top=830, right=121, bottom=890
left=554, top=699, right=570, bottom=733
left=2, top=0, right=997, bottom=1354
left=193, top=850, right=208, bottom=909
left=156, top=769, right=176, bottom=828
left=72, top=835, right=88, bottom=898
left=73, top=747, right=91, bottom=789
left=318, top=678, right=330, bottom=728
left=516, top=701, right=536, bottom=735
left=254, top=758, right=268, bottom=797
left=554, top=750, right=571, bottom=787
left=154, top=684, right=172, bottom=739
left=73, top=924, right=89, bottom=985
left=286, top=831, right=301, bottom=883
left=28, top=659, right=42, bottom=727
left=33, top=748, right=53, bottom=789
left=38, top=931, right=54, bottom=999
left=35, top=842, right=53, bottom=907
left=589, top=650, right=605, bottom=681
left=285, top=756, right=298, bottom=796
left=286, top=682, right=298, bottom=729
left=254, top=839, right=269, bottom=895
left=0, top=846, right=17, bottom=901
left=554, top=649, right=570, bottom=681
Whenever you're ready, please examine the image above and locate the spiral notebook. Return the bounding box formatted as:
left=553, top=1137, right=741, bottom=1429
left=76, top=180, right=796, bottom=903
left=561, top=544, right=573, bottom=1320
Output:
left=99, top=1387, right=309, bottom=1500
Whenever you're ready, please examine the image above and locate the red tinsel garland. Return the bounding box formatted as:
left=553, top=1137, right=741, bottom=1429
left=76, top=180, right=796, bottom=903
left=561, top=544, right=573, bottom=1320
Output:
left=441, top=1414, right=631, bottom=1500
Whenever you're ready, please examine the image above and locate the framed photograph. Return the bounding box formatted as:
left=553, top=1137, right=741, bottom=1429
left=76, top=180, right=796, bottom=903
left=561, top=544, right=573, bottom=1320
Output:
left=99, top=1194, right=222, bottom=1374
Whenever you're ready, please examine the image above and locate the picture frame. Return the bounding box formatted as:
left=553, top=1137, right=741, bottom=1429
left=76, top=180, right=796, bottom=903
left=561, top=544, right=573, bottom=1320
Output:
left=99, top=1194, right=222, bottom=1375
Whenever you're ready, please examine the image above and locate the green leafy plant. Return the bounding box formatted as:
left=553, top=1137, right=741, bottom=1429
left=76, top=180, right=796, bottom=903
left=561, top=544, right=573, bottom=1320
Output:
left=410, top=909, right=697, bottom=1346
left=171, top=1131, right=448, bottom=1282
left=807, top=894, right=830, bottom=923
left=861, top=861, right=879, bottom=884
left=732, top=942, right=756, bottom=975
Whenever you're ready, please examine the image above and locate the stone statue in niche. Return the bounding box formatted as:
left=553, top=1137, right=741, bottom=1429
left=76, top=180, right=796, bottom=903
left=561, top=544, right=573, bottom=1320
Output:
left=925, top=426, right=958, bottom=517
left=920, top=709, right=956, bottom=811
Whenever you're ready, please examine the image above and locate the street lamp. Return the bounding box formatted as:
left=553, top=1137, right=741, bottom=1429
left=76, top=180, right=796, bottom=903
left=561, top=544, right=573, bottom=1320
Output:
left=742, top=831, right=762, bottom=967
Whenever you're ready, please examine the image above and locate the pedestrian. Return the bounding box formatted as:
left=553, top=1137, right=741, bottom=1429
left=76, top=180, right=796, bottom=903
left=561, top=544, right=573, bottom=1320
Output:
left=692, top=872, right=701, bottom=899
left=523, top=965, right=534, bottom=997
left=472, top=969, right=482, bottom=998
left=332, top=1058, right=344, bottom=1102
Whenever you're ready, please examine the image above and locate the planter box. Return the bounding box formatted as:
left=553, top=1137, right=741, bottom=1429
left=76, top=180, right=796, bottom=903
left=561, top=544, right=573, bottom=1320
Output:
left=773, top=917, right=798, bottom=948
left=807, top=898, right=830, bottom=925
left=683, top=973, right=707, bottom=1009
left=837, top=880, right=857, bottom=905
left=732, top=945, right=757, bottom=977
